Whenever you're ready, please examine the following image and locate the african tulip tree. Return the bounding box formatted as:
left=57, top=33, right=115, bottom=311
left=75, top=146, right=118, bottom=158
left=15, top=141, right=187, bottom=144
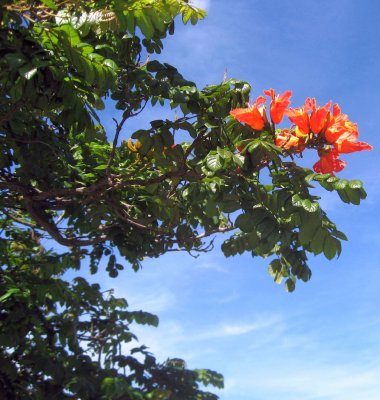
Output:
left=0, top=0, right=372, bottom=398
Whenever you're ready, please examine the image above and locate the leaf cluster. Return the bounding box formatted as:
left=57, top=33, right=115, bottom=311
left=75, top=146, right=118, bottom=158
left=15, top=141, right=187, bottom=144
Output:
left=0, top=0, right=369, bottom=397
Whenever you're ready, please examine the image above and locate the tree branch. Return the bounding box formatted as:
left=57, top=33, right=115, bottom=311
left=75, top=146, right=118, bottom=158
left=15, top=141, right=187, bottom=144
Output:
left=0, top=169, right=202, bottom=204
left=23, top=198, right=109, bottom=247
left=107, top=198, right=169, bottom=234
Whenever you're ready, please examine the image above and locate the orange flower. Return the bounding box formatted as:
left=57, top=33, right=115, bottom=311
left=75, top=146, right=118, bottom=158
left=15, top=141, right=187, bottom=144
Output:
left=127, top=139, right=142, bottom=153
left=309, top=98, right=332, bottom=134
left=313, top=148, right=346, bottom=174
left=322, top=103, right=373, bottom=154
left=333, top=131, right=373, bottom=153
left=230, top=96, right=267, bottom=130
left=233, top=91, right=372, bottom=174
left=324, top=104, right=353, bottom=143
left=286, top=98, right=312, bottom=137
left=275, top=129, right=303, bottom=151
left=335, top=139, right=373, bottom=153
left=264, top=88, right=292, bottom=124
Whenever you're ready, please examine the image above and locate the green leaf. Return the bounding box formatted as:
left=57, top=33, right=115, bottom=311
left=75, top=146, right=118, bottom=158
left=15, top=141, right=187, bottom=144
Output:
left=219, top=200, right=240, bottom=213
left=256, top=218, right=276, bottom=239
left=103, top=59, right=118, bottom=70
left=41, top=0, right=57, bottom=9
left=206, top=153, right=223, bottom=172
left=299, top=265, right=312, bottom=282
left=147, top=60, right=164, bottom=72
left=332, top=179, right=348, bottom=190
left=232, top=153, right=244, bottom=167
left=0, top=288, right=22, bottom=303
left=195, top=369, right=224, bottom=389
left=217, top=147, right=232, bottom=159
left=4, top=53, right=27, bottom=69
left=344, top=187, right=361, bottom=205
left=291, top=194, right=303, bottom=208
left=135, top=9, right=155, bottom=39
left=301, top=199, right=320, bottom=213
left=285, top=278, right=296, bottom=292
left=326, top=176, right=339, bottom=183
left=298, top=212, right=321, bottom=245
left=124, top=11, right=136, bottom=34
left=333, top=230, right=348, bottom=241
left=323, top=235, right=341, bottom=260
left=128, top=311, right=159, bottom=327
left=245, top=232, right=260, bottom=249
left=305, top=173, right=317, bottom=182
left=19, top=66, right=38, bottom=80
left=57, top=24, right=81, bottom=46
left=337, top=188, right=351, bottom=203
left=310, top=227, right=327, bottom=255
left=147, top=389, right=172, bottom=400
left=268, top=259, right=283, bottom=284
left=145, top=8, right=166, bottom=32
left=235, top=213, right=255, bottom=233
left=349, top=179, right=363, bottom=189
left=182, top=7, right=192, bottom=24
left=94, top=164, right=107, bottom=170
left=251, top=207, right=271, bottom=226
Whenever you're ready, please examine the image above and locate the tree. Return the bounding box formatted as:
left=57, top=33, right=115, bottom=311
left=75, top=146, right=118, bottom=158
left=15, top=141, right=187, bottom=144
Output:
left=0, top=0, right=371, bottom=398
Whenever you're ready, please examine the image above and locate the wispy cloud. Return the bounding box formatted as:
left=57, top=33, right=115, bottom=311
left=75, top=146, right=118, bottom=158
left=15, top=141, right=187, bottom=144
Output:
left=211, top=290, right=240, bottom=304
left=194, top=258, right=229, bottom=273
left=227, top=360, right=380, bottom=400
left=190, top=0, right=211, bottom=11
left=127, top=303, right=380, bottom=399
left=125, top=290, right=177, bottom=314
left=193, top=316, right=281, bottom=341
left=126, top=314, right=282, bottom=362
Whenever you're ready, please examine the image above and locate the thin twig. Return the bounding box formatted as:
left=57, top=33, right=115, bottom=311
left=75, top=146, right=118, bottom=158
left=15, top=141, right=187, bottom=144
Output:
left=106, top=99, right=148, bottom=174
left=8, top=137, right=60, bottom=159
left=3, top=209, right=37, bottom=228
left=184, top=126, right=208, bottom=159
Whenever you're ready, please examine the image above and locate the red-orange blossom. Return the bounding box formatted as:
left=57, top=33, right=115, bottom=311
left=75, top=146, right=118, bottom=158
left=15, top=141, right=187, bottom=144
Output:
left=230, top=89, right=372, bottom=174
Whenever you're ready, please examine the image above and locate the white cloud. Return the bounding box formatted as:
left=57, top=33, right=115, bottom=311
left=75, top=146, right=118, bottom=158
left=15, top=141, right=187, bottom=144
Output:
left=120, top=299, right=380, bottom=400
left=230, top=361, right=380, bottom=400
left=194, top=259, right=228, bottom=272
left=211, top=290, right=240, bottom=304
left=217, top=317, right=281, bottom=338
left=126, top=314, right=282, bottom=362
left=126, top=290, right=177, bottom=314
left=221, top=323, right=265, bottom=336
left=190, top=0, right=211, bottom=11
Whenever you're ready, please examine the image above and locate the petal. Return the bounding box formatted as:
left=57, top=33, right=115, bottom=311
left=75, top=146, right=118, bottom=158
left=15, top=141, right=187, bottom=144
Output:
left=334, top=140, right=373, bottom=154
left=270, top=90, right=292, bottom=124
left=332, top=103, right=341, bottom=117
left=313, top=149, right=346, bottom=174
left=286, top=107, right=310, bottom=135
left=275, top=129, right=302, bottom=150
left=254, top=95, right=267, bottom=108
left=230, top=107, right=265, bottom=130
left=325, top=120, right=359, bottom=143
left=263, top=88, right=275, bottom=100
left=309, top=100, right=332, bottom=134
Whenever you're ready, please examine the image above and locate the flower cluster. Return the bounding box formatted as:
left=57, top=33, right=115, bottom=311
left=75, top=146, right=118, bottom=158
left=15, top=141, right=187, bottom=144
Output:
left=230, top=89, right=372, bottom=174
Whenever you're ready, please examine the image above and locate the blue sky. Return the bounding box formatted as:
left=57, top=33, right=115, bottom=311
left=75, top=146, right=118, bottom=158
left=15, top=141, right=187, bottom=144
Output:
left=92, top=1, right=380, bottom=399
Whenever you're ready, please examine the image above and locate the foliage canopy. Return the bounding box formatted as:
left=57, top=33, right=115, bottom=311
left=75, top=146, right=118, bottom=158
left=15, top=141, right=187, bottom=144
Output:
left=0, top=0, right=370, bottom=398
